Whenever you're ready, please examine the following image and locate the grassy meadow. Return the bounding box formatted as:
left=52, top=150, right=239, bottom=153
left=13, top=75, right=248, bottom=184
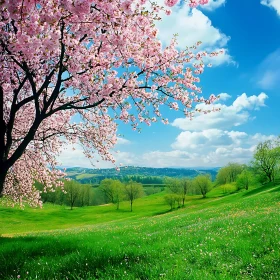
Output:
left=0, top=184, right=280, bottom=279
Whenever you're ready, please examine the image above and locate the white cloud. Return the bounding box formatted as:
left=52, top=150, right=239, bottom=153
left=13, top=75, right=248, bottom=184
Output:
left=140, top=130, right=276, bottom=167
left=261, top=0, right=280, bottom=16
left=218, top=92, right=231, bottom=101
left=157, top=6, right=228, bottom=48
left=172, top=92, right=268, bottom=131
left=154, top=1, right=233, bottom=65
left=58, top=144, right=92, bottom=168
left=58, top=144, right=136, bottom=168
left=171, top=129, right=274, bottom=151
left=232, top=92, right=267, bottom=111
left=171, top=129, right=231, bottom=150
left=141, top=150, right=197, bottom=167
left=200, top=0, right=226, bottom=11
left=57, top=128, right=276, bottom=169
left=204, top=48, right=235, bottom=66
left=256, top=49, right=280, bottom=90
left=116, top=137, right=131, bottom=145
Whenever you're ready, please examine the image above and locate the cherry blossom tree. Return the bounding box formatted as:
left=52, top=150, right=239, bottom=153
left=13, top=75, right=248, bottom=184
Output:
left=0, top=0, right=219, bottom=206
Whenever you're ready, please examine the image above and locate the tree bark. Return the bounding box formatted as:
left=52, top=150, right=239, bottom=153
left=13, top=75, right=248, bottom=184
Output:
left=0, top=85, right=7, bottom=195
left=0, top=170, right=7, bottom=196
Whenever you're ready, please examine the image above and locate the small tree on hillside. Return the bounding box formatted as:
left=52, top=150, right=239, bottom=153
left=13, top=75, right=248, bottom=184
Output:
left=64, top=180, right=80, bottom=210
left=252, top=140, right=280, bottom=183
left=193, top=174, right=212, bottom=198
left=164, top=177, right=191, bottom=207
left=124, top=181, right=144, bottom=212
left=164, top=194, right=178, bottom=210
left=181, top=178, right=192, bottom=206
left=236, top=169, right=255, bottom=190
left=100, top=179, right=124, bottom=210
left=78, top=184, right=92, bottom=207
left=216, top=163, right=244, bottom=185
left=164, top=178, right=182, bottom=207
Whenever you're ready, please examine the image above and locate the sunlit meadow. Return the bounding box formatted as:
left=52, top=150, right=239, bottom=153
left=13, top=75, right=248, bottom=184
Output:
left=0, top=183, right=279, bottom=279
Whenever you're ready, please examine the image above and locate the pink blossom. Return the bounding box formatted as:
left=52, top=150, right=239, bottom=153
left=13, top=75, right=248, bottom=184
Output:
left=199, top=0, right=209, bottom=4
left=164, top=0, right=179, bottom=7
left=139, top=0, right=147, bottom=4
left=165, top=10, right=172, bottom=16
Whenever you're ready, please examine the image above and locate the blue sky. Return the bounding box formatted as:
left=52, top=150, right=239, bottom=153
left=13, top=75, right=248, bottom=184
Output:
left=59, top=0, right=280, bottom=168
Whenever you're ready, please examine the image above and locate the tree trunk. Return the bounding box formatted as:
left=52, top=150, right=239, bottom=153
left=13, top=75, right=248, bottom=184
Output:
left=0, top=86, right=7, bottom=196
left=0, top=170, right=7, bottom=196
left=130, top=200, right=133, bottom=212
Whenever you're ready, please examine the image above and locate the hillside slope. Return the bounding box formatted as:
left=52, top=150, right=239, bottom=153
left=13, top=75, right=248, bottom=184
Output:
left=0, top=184, right=279, bottom=279
left=64, top=166, right=218, bottom=184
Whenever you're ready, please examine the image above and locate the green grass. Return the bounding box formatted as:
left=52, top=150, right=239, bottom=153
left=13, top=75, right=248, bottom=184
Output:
left=0, top=184, right=280, bottom=279
left=75, top=173, right=97, bottom=180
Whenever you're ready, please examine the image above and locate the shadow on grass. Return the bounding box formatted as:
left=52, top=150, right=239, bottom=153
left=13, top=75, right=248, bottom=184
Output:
left=0, top=234, right=147, bottom=280
left=242, top=183, right=279, bottom=197
left=153, top=209, right=172, bottom=216
left=209, top=191, right=238, bottom=198
left=269, top=186, right=280, bottom=193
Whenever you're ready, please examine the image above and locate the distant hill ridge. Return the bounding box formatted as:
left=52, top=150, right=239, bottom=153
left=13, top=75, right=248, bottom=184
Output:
left=64, top=166, right=219, bottom=184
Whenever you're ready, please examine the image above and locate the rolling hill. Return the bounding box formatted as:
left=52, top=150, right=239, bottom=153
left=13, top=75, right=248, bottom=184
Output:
left=64, top=166, right=219, bottom=184
left=0, top=182, right=279, bottom=279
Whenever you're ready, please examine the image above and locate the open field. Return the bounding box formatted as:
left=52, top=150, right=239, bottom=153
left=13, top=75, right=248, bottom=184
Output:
left=0, top=184, right=280, bottom=279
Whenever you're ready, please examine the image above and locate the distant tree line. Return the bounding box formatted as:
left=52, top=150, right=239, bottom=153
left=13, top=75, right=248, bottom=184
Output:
left=36, top=179, right=146, bottom=211
left=35, top=181, right=95, bottom=210
left=215, top=138, right=280, bottom=190
left=67, top=167, right=218, bottom=185
left=163, top=138, right=280, bottom=210
left=35, top=138, right=280, bottom=211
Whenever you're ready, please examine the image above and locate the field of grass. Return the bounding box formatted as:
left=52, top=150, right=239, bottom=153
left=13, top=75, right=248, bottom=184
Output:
left=75, top=174, right=97, bottom=180
left=0, top=184, right=280, bottom=279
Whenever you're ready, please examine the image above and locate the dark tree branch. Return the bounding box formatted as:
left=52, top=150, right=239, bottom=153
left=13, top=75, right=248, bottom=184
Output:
left=0, top=85, right=6, bottom=165
left=5, top=75, right=29, bottom=158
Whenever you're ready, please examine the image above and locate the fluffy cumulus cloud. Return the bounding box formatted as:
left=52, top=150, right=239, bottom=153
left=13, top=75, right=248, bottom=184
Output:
left=261, top=0, right=280, bottom=16
left=134, top=92, right=272, bottom=168
left=255, top=49, right=280, bottom=90
left=171, top=129, right=274, bottom=152
left=172, top=92, right=268, bottom=131
left=200, top=0, right=226, bottom=11
left=171, top=129, right=238, bottom=150
left=59, top=92, right=271, bottom=168
left=59, top=130, right=276, bottom=168
left=154, top=0, right=233, bottom=65
left=218, top=92, right=231, bottom=101
left=140, top=130, right=276, bottom=167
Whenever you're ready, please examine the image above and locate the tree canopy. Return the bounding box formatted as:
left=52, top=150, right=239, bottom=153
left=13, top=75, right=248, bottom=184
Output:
left=193, top=174, right=212, bottom=198
left=216, top=163, right=244, bottom=185
left=252, top=139, right=280, bottom=183
left=0, top=0, right=217, bottom=206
